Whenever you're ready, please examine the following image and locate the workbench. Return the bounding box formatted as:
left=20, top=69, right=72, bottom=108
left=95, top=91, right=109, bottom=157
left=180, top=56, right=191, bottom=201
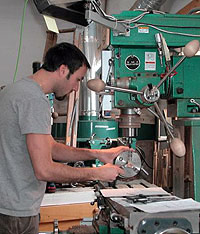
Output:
left=39, top=187, right=97, bottom=232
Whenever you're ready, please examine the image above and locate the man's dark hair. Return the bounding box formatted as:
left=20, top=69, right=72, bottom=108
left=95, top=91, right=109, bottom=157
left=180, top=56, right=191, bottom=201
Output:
left=42, top=42, right=90, bottom=78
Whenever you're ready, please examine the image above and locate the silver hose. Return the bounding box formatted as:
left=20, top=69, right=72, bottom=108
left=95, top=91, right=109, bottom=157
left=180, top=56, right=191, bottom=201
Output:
left=131, top=0, right=167, bottom=10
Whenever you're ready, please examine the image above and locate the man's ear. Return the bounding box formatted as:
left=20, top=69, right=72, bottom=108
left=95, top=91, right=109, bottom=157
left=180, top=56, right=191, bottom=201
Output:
left=59, top=64, right=69, bottom=78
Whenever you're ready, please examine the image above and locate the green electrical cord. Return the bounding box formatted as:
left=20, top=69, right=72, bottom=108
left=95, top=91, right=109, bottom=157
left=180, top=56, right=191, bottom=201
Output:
left=13, top=0, right=29, bottom=83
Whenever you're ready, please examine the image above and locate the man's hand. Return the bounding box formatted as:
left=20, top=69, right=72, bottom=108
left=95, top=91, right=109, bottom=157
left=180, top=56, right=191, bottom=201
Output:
left=94, top=163, right=124, bottom=182
left=97, top=146, right=133, bottom=164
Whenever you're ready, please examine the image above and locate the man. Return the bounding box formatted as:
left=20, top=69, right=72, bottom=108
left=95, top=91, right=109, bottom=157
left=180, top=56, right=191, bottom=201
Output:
left=0, top=42, right=129, bottom=234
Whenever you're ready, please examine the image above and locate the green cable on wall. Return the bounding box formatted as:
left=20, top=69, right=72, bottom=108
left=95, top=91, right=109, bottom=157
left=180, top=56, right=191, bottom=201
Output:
left=13, top=0, right=29, bottom=83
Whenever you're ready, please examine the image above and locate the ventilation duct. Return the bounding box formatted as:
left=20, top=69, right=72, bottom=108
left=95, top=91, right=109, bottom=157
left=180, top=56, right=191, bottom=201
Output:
left=80, top=22, right=101, bottom=117
left=33, top=0, right=88, bottom=26
left=131, top=0, right=167, bottom=11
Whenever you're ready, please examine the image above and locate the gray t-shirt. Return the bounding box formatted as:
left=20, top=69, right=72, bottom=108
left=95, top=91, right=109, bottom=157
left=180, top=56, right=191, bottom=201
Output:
left=0, top=77, right=51, bottom=216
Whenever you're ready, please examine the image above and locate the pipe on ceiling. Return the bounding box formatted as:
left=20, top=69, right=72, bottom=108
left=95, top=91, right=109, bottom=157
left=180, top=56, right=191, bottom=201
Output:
left=130, top=0, right=167, bottom=11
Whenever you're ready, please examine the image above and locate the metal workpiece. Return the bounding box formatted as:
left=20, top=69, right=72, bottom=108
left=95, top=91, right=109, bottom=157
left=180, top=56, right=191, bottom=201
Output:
left=114, top=150, right=142, bottom=178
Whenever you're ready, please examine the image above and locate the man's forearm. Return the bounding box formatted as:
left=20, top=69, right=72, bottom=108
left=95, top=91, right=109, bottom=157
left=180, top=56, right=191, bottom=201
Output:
left=36, top=161, right=123, bottom=183
left=27, top=135, right=123, bottom=182
left=51, top=140, right=99, bottom=162
left=37, top=161, right=98, bottom=183
left=51, top=136, right=130, bottom=164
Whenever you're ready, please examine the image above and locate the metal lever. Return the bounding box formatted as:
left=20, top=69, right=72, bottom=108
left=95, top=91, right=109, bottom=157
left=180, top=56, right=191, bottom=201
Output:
left=154, top=102, right=186, bottom=157
left=156, top=40, right=200, bottom=89
left=190, top=98, right=200, bottom=108
left=141, top=167, right=149, bottom=176
left=87, top=78, right=143, bottom=95
left=105, top=85, right=143, bottom=95
left=154, top=103, right=174, bottom=139
left=156, top=55, right=186, bottom=89
left=147, top=107, right=173, bottom=130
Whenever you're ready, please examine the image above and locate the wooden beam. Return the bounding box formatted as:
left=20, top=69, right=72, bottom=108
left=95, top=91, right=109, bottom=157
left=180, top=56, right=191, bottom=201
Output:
left=43, top=31, right=57, bottom=61
left=177, top=0, right=200, bottom=14
left=65, top=30, right=82, bottom=147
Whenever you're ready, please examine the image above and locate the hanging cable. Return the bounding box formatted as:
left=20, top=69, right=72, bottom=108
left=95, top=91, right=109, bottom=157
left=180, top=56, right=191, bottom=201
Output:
left=90, top=0, right=151, bottom=23
left=13, top=0, right=29, bottom=83
left=89, top=1, right=200, bottom=38
left=136, top=146, right=154, bottom=170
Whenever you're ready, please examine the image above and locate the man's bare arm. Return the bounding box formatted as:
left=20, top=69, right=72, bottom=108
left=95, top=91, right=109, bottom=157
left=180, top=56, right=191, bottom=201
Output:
left=26, top=134, right=123, bottom=183
left=50, top=135, right=131, bottom=163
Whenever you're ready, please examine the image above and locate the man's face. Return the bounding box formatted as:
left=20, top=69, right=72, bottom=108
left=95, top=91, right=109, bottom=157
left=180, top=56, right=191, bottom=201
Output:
left=55, top=64, right=87, bottom=100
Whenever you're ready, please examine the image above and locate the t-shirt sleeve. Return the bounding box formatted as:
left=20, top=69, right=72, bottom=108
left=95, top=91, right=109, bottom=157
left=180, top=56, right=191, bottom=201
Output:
left=18, top=97, right=51, bottom=135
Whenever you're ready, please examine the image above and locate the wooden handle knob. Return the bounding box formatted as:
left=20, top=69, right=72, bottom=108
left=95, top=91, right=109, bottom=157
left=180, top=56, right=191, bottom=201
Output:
left=183, top=40, right=200, bottom=57
left=170, top=138, right=186, bottom=157
left=52, top=112, right=59, bottom=119
left=87, top=79, right=106, bottom=92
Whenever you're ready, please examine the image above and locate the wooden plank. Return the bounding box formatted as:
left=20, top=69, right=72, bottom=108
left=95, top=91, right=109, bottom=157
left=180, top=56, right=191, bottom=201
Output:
left=65, top=91, right=76, bottom=146
left=130, top=184, right=146, bottom=188
left=39, top=203, right=97, bottom=232
left=65, top=31, right=82, bottom=147
left=177, top=0, right=200, bottom=14
left=153, top=141, right=158, bottom=185
left=71, top=95, right=80, bottom=147
left=71, top=32, right=82, bottom=147
left=128, top=179, right=157, bottom=188
left=184, top=127, right=194, bottom=198
left=115, top=184, right=130, bottom=189
left=173, top=126, right=185, bottom=198
left=40, top=203, right=96, bottom=223
left=59, top=28, right=76, bottom=34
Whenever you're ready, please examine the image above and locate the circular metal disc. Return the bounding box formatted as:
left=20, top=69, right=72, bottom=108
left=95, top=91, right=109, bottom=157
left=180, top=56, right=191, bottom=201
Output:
left=114, top=151, right=142, bottom=178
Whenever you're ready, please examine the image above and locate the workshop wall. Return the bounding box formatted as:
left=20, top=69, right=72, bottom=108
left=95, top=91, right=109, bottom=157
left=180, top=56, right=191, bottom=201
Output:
left=0, top=0, right=191, bottom=86
left=0, top=0, right=46, bottom=85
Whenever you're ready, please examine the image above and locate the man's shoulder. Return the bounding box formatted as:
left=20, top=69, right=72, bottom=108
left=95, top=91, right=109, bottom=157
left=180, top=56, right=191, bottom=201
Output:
left=14, top=78, right=44, bottom=97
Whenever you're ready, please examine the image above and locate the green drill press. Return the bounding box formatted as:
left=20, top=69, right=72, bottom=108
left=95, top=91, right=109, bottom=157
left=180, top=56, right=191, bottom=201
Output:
left=87, top=8, right=200, bottom=201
